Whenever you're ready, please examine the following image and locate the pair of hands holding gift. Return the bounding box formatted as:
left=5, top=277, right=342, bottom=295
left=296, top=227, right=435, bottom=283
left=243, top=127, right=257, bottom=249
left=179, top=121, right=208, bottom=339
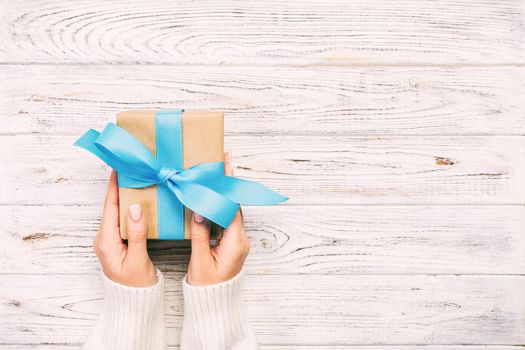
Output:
left=93, top=152, right=250, bottom=287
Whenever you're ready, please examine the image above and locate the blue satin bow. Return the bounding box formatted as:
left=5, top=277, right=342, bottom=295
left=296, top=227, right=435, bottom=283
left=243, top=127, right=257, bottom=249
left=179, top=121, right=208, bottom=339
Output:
left=74, top=122, right=288, bottom=235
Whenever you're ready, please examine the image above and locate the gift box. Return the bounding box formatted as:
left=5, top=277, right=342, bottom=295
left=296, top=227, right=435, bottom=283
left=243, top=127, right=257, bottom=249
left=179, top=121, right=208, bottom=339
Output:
left=74, top=109, right=287, bottom=241
left=116, top=110, right=224, bottom=240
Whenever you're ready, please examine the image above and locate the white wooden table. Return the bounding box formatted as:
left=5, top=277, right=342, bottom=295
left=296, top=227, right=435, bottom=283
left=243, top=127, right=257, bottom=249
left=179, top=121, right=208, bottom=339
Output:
left=1, top=0, right=524, bottom=348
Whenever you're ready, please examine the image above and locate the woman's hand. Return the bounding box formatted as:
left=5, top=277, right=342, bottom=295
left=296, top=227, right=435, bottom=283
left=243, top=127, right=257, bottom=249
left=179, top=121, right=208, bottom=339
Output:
left=93, top=171, right=157, bottom=287
left=188, top=152, right=251, bottom=285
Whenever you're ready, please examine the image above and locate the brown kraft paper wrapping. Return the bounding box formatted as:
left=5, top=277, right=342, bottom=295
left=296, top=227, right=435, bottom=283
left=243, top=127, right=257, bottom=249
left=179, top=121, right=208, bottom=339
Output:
left=116, top=110, right=224, bottom=240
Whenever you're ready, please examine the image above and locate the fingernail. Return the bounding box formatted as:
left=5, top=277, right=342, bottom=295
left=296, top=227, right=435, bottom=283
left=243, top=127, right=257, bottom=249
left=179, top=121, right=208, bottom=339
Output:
left=129, top=204, right=142, bottom=221
left=193, top=212, right=205, bottom=223
left=225, top=151, right=232, bottom=166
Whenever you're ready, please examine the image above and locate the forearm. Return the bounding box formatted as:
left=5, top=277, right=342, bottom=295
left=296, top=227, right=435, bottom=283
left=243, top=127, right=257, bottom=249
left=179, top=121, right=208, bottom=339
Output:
left=83, top=268, right=257, bottom=350
left=181, top=269, right=258, bottom=350
left=83, top=269, right=166, bottom=350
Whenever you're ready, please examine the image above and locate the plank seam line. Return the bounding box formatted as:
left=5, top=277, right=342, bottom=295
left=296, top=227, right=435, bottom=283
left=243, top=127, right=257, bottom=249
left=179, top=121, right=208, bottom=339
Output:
left=0, top=62, right=524, bottom=68
left=0, top=344, right=523, bottom=347
left=1, top=203, right=524, bottom=207
left=1, top=273, right=525, bottom=277
left=3, top=133, right=525, bottom=137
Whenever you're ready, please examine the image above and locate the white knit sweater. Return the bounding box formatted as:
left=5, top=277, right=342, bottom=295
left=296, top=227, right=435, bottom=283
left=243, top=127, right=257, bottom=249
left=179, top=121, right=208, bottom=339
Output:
left=83, top=269, right=258, bottom=350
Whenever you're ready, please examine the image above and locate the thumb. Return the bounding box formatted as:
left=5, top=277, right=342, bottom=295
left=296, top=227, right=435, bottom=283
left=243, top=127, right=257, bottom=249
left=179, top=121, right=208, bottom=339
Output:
left=190, top=212, right=212, bottom=259
left=126, top=204, right=149, bottom=260
left=223, top=151, right=245, bottom=236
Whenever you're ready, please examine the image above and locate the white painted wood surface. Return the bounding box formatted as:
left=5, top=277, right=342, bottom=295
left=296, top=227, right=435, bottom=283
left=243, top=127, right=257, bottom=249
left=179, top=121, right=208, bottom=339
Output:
left=1, top=0, right=524, bottom=65
left=1, top=0, right=524, bottom=349
left=3, top=205, right=525, bottom=275
left=2, top=65, right=525, bottom=136
left=2, top=274, right=525, bottom=345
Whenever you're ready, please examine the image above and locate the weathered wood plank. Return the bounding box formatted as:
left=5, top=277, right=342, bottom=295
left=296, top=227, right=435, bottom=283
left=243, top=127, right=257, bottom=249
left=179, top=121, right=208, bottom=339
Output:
left=2, top=205, right=525, bottom=275
left=2, top=65, right=525, bottom=136
left=0, top=347, right=523, bottom=350
left=1, top=274, right=524, bottom=345
left=1, top=347, right=523, bottom=350
left=1, top=135, right=524, bottom=205
left=1, top=0, right=524, bottom=65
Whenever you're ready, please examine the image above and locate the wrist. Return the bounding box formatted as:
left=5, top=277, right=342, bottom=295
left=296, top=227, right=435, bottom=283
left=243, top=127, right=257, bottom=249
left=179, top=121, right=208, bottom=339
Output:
left=187, top=267, right=243, bottom=286
left=101, top=267, right=162, bottom=294
left=102, top=259, right=158, bottom=288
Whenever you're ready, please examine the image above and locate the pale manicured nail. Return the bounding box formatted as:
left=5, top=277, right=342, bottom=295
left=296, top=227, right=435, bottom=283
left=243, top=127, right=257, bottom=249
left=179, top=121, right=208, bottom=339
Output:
left=129, top=204, right=142, bottom=221
left=225, top=151, right=233, bottom=174
left=226, top=152, right=232, bottom=167
left=193, top=212, right=205, bottom=223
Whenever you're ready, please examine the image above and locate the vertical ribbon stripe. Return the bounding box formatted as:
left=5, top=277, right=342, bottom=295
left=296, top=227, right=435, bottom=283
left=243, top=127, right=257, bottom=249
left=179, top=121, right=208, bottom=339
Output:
left=155, top=110, right=185, bottom=240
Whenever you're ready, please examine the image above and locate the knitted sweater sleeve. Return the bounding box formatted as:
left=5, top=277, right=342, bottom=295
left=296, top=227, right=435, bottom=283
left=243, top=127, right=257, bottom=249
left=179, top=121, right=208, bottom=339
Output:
left=83, top=269, right=166, bottom=350
left=181, top=270, right=258, bottom=350
left=83, top=269, right=258, bottom=350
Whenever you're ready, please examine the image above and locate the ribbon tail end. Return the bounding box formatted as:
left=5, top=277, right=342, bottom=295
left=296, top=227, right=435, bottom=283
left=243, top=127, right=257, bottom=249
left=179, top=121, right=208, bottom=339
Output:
left=247, top=188, right=289, bottom=205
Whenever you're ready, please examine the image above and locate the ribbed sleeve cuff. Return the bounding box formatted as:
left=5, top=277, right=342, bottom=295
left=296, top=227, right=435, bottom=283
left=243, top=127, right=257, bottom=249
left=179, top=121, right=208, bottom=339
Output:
left=180, top=270, right=258, bottom=350
left=83, top=269, right=166, bottom=350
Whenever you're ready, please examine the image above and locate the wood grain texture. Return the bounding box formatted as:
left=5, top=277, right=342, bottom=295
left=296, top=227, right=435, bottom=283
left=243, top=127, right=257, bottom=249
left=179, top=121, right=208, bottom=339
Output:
left=2, top=0, right=525, bottom=348
left=2, top=65, right=525, bottom=136
left=2, top=347, right=524, bottom=350
left=1, top=134, right=525, bottom=205
left=1, top=273, right=524, bottom=345
left=2, top=205, right=525, bottom=275
left=1, top=0, right=524, bottom=65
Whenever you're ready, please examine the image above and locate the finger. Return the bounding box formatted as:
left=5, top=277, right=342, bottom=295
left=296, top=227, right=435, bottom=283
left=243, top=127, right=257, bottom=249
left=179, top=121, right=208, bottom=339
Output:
left=99, top=171, right=121, bottom=242
left=224, top=151, right=234, bottom=176
left=223, top=152, right=245, bottom=238
left=125, top=204, right=150, bottom=261
left=190, top=211, right=213, bottom=260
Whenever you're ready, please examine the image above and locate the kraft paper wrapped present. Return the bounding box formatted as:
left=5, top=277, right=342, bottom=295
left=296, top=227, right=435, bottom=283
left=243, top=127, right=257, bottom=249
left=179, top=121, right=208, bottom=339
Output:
left=116, top=110, right=224, bottom=239
left=74, top=109, right=287, bottom=240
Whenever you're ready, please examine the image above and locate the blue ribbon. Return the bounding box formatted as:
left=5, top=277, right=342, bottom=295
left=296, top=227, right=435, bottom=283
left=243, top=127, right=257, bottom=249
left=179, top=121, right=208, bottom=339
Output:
left=74, top=111, right=288, bottom=239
